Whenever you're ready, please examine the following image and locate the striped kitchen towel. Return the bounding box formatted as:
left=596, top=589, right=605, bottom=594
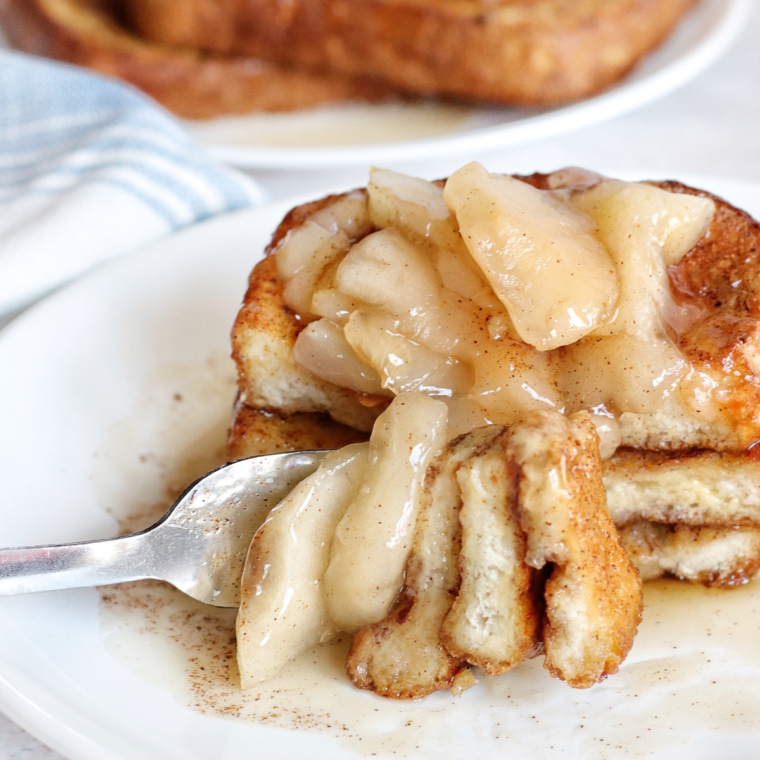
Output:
left=0, top=49, right=265, bottom=317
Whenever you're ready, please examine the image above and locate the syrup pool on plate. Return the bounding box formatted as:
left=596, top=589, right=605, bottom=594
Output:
left=92, top=353, right=760, bottom=760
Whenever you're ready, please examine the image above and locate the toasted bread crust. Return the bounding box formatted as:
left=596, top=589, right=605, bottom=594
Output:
left=125, top=0, right=697, bottom=106
left=506, top=411, right=643, bottom=688
left=0, top=0, right=391, bottom=117
left=604, top=448, right=760, bottom=528
left=618, top=521, right=760, bottom=588
left=226, top=401, right=367, bottom=460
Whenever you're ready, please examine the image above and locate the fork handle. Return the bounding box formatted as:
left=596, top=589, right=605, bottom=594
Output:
left=0, top=533, right=158, bottom=597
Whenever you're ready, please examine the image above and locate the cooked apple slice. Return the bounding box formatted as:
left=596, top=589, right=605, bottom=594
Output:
left=275, top=191, right=373, bottom=321
left=293, top=318, right=390, bottom=397
left=335, top=227, right=440, bottom=312
left=571, top=179, right=714, bottom=339
left=344, top=308, right=474, bottom=397
left=368, top=167, right=462, bottom=253
left=560, top=334, right=687, bottom=416
left=236, top=443, right=368, bottom=688
left=324, top=392, right=448, bottom=632
left=470, top=337, right=563, bottom=424
left=433, top=244, right=506, bottom=312
left=444, top=162, right=619, bottom=351
left=276, top=222, right=351, bottom=321
left=559, top=180, right=714, bottom=416
left=335, top=228, right=486, bottom=360
left=310, top=256, right=361, bottom=324
left=307, top=189, right=374, bottom=240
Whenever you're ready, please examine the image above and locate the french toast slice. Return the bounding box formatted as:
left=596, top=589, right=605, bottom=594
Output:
left=618, top=522, right=760, bottom=588
left=123, top=0, right=697, bottom=106
left=230, top=174, right=760, bottom=452
left=603, top=448, right=760, bottom=528
left=505, top=410, right=642, bottom=688
left=439, top=438, right=542, bottom=675
left=0, top=0, right=392, bottom=118
left=345, top=427, right=501, bottom=699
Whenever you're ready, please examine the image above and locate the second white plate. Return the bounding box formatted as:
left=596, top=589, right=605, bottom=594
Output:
left=185, top=0, right=750, bottom=168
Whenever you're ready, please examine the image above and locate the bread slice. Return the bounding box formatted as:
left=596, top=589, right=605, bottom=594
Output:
left=0, top=0, right=391, bottom=118
left=124, top=0, right=698, bottom=106
left=505, top=410, right=642, bottom=689
left=346, top=427, right=501, bottom=699
left=604, top=448, right=760, bottom=528
left=230, top=175, right=760, bottom=452
left=439, top=438, right=542, bottom=675
left=618, top=522, right=760, bottom=588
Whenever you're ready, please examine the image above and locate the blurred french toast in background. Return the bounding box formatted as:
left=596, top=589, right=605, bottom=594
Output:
left=0, top=0, right=392, bottom=117
left=1, top=0, right=699, bottom=116
left=122, top=0, right=698, bottom=106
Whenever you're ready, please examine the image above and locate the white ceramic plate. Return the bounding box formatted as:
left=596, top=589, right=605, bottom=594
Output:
left=3, top=174, right=760, bottom=760
left=184, top=0, right=750, bottom=168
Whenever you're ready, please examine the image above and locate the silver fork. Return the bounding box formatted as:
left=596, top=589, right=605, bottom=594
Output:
left=0, top=451, right=331, bottom=608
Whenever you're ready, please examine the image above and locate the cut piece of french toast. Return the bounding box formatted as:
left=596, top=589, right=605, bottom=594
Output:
left=505, top=410, right=642, bottom=688
left=348, top=410, right=642, bottom=696
left=346, top=427, right=501, bottom=699
left=227, top=406, right=760, bottom=591
left=0, top=0, right=392, bottom=117
left=439, top=437, right=542, bottom=676
left=124, top=0, right=698, bottom=106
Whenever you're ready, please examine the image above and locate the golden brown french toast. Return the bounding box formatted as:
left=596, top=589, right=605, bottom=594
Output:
left=504, top=410, right=642, bottom=688
left=124, top=0, right=698, bottom=106
left=347, top=411, right=641, bottom=697
left=0, top=0, right=391, bottom=117
left=617, top=522, right=760, bottom=588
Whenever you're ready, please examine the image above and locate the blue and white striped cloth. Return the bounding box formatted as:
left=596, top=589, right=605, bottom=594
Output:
left=0, top=49, right=265, bottom=316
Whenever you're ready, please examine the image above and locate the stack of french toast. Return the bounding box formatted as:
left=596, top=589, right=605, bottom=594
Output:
left=0, top=0, right=699, bottom=116
left=227, top=166, right=760, bottom=697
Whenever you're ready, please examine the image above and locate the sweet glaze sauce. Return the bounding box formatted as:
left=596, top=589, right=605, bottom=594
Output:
left=93, top=354, right=760, bottom=759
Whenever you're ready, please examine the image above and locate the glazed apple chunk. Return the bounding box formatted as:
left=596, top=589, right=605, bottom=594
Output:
left=236, top=392, right=447, bottom=686
left=444, top=162, right=620, bottom=351
left=236, top=442, right=368, bottom=688
left=560, top=180, right=715, bottom=417
left=324, top=392, right=448, bottom=631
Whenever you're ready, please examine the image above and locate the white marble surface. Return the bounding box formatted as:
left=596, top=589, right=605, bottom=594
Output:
left=1, top=1, right=758, bottom=757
